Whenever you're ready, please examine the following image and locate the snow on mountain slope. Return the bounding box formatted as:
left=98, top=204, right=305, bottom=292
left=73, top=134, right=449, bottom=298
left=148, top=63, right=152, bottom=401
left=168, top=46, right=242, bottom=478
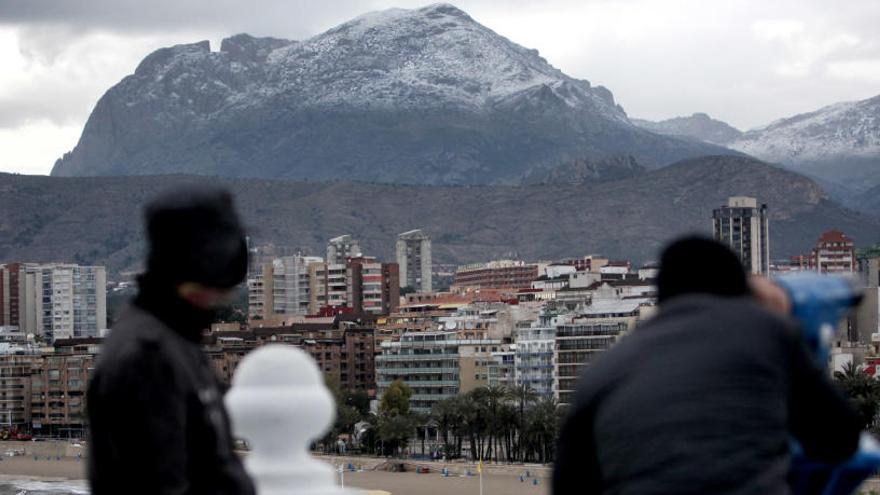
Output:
left=730, top=95, right=880, bottom=163
left=265, top=4, right=625, bottom=117
left=51, top=3, right=731, bottom=183
left=632, top=113, right=743, bottom=145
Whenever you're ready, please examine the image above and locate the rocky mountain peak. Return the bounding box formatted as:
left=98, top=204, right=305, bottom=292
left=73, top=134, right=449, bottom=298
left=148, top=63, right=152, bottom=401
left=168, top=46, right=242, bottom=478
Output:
left=631, top=113, right=743, bottom=145
left=51, top=3, right=731, bottom=182
left=134, top=40, right=211, bottom=77
left=220, top=34, right=293, bottom=63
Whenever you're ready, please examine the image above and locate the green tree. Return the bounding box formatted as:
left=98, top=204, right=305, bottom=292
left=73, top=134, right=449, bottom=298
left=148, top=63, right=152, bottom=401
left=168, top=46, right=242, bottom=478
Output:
left=377, top=413, right=417, bottom=457
left=524, top=396, right=561, bottom=463
left=347, top=389, right=371, bottom=416
left=431, top=397, right=463, bottom=458
left=483, top=385, right=509, bottom=461
left=380, top=379, right=412, bottom=416
left=509, top=384, right=538, bottom=461
left=321, top=376, right=365, bottom=453
left=834, top=362, right=880, bottom=431
left=857, top=242, right=880, bottom=260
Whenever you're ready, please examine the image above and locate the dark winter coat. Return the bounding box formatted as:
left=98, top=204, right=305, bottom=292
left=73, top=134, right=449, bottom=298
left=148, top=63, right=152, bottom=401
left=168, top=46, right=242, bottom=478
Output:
left=87, top=290, right=255, bottom=495
left=553, top=295, right=861, bottom=495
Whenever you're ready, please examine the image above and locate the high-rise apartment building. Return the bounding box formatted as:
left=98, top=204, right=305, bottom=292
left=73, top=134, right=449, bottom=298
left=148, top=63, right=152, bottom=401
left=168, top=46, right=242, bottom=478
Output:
left=272, top=255, right=323, bottom=316
left=308, top=262, right=349, bottom=313
left=326, top=235, right=363, bottom=266
left=15, top=264, right=107, bottom=340
left=0, top=263, right=25, bottom=328
left=855, top=255, right=880, bottom=345
left=861, top=256, right=880, bottom=288
left=515, top=307, right=573, bottom=397
left=346, top=258, right=400, bottom=315
left=811, top=230, right=856, bottom=273
left=307, top=257, right=400, bottom=315
left=247, top=262, right=275, bottom=319
left=396, top=230, right=432, bottom=292
left=712, top=196, right=770, bottom=274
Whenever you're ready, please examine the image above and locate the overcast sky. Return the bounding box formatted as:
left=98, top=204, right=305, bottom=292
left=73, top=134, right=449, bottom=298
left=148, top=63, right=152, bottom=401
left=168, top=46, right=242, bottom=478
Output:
left=1, top=0, right=878, bottom=175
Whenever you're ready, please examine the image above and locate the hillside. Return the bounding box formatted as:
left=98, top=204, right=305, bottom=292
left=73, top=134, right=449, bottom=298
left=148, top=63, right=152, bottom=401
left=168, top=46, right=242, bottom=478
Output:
left=729, top=94, right=880, bottom=196
left=5, top=156, right=879, bottom=275
left=632, top=113, right=743, bottom=145
left=50, top=4, right=731, bottom=184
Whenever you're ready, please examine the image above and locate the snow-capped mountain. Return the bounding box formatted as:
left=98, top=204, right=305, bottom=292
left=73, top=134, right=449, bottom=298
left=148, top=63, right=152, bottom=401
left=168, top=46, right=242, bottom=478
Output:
left=632, top=113, right=743, bottom=146
left=731, top=95, right=880, bottom=163
left=51, top=3, right=729, bottom=184
left=728, top=95, right=880, bottom=194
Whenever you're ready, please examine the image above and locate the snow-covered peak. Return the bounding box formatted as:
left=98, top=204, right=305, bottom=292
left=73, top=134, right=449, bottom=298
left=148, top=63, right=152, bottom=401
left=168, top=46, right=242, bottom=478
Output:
left=730, top=94, right=880, bottom=162
left=55, top=3, right=730, bottom=181
left=265, top=3, right=625, bottom=117
left=134, top=40, right=211, bottom=77
left=632, top=112, right=742, bottom=145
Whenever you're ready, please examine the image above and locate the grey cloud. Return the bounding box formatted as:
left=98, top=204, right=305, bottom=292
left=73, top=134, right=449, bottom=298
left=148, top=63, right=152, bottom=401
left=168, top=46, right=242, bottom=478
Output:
left=0, top=87, right=92, bottom=129
left=0, top=0, right=878, bottom=161
left=0, top=0, right=374, bottom=38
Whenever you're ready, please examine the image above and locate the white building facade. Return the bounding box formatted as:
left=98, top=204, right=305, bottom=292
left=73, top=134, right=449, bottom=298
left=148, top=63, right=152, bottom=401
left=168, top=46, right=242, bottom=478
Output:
left=272, top=256, right=323, bottom=316
left=21, top=264, right=106, bottom=340
left=396, top=230, right=432, bottom=292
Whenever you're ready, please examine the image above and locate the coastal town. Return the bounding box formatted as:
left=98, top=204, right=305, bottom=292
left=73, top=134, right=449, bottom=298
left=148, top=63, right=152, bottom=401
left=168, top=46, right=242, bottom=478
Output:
left=0, top=196, right=877, bottom=463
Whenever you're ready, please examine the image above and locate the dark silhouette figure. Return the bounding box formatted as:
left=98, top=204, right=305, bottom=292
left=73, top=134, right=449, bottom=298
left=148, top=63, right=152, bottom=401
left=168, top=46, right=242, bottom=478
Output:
left=87, top=186, right=255, bottom=495
left=553, top=236, right=860, bottom=495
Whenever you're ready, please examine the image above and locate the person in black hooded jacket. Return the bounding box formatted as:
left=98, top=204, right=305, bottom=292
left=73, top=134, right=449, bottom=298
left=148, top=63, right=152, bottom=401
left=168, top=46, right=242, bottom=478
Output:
left=87, top=186, right=255, bottom=495
left=553, top=236, right=861, bottom=495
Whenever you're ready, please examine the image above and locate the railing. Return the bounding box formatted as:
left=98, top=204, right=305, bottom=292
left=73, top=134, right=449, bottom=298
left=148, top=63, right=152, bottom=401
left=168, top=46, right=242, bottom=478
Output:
left=376, top=353, right=460, bottom=361
left=376, top=380, right=458, bottom=388
left=376, top=367, right=459, bottom=374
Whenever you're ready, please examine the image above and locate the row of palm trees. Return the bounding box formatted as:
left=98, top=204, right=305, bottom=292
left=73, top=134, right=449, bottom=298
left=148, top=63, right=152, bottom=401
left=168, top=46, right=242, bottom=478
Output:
left=321, top=380, right=563, bottom=464
left=431, top=384, right=562, bottom=463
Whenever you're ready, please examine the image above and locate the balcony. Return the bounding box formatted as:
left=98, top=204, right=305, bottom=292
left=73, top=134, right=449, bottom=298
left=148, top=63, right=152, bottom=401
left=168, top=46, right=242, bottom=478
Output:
left=376, top=353, right=459, bottom=361
left=376, top=367, right=459, bottom=375
left=410, top=393, right=457, bottom=402
left=377, top=380, right=458, bottom=388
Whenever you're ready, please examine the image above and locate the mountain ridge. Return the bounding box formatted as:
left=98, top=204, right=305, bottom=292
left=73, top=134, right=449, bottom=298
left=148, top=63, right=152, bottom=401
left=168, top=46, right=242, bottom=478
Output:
left=9, top=156, right=879, bottom=275
left=632, top=113, right=743, bottom=145
left=50, top=3, right=734, bottom=184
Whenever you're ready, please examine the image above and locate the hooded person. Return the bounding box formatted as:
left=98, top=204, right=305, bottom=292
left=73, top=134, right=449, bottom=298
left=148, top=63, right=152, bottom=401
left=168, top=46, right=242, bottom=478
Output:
left=552, top=236, right=859, bottom=495
left=87, top=186, right=256, bottom=495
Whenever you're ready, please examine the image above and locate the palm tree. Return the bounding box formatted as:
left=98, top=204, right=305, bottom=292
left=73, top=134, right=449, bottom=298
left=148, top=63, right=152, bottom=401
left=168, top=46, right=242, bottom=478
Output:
left=509, top=384, right=538, bottom=462
left=484, top=385, right=509, bottom=461
left=525, top=395, right=561, bottom=463
left=834, top=361, right=880, bottom=431
left=497, top=402, right=519, bottom=462
left=431, top=397, right=460, bottom=458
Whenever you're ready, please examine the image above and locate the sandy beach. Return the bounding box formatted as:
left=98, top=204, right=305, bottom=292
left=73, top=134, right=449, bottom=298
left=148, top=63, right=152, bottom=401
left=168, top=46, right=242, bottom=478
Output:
left=345, top=470, right=550, bottom=495
left=0, top=464, right=549, bottom=495
left=0, top=444, right=551, bottom=495
left=0, top=456, right=85, bottom=480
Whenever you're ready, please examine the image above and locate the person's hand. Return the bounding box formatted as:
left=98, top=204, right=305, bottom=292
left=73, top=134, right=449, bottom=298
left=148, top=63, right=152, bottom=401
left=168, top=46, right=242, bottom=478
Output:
left=750, top=276, right=792, bottom=316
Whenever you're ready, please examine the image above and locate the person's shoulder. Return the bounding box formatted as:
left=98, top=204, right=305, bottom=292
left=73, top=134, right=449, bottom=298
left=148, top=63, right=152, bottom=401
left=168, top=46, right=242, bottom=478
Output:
left=651, top=294, right=801, bottom=352
left=96, top=306, right=180, bottom=374
left=656, top=295, right=794, bottom=331
left=722, top=296, right=800, bottom=340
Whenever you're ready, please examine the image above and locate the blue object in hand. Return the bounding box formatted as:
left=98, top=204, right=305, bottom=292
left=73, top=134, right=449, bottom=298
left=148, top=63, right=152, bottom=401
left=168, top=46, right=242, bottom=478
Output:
left=776, top=273, right=873, bottom=495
